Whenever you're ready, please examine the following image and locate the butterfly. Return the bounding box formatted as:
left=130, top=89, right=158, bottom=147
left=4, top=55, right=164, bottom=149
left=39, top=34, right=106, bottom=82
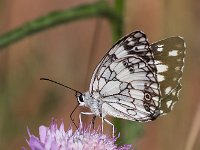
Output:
left=41, top=31, right=186, bottom=136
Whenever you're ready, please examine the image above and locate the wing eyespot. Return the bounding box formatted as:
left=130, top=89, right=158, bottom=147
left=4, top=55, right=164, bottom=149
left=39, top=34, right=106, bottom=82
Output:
left=144, top=92, right=152, bottom=101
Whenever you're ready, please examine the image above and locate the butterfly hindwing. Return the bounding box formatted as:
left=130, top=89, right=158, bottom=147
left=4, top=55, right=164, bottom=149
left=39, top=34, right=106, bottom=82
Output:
left=151, top=37, right=186, bottom=114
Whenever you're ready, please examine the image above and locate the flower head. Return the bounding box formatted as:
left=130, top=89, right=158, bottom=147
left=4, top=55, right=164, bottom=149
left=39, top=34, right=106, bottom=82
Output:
left=25, top=120, right=132, bottom=150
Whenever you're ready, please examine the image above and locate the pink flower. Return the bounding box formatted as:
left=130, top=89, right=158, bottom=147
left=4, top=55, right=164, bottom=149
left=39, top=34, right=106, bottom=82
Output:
left=25, top=120, right=132, bottom=150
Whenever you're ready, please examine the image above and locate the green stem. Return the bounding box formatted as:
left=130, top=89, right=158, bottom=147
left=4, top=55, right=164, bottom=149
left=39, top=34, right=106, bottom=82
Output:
left=0, top=1, right=117, bottom=50
left=111, top=0, right=124, bottom=42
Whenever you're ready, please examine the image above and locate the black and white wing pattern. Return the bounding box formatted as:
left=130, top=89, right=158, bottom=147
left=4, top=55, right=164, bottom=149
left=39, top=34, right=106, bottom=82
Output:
left=89, top=31, right=185, bottom=122
left=151, top=37, right=186, bottom=114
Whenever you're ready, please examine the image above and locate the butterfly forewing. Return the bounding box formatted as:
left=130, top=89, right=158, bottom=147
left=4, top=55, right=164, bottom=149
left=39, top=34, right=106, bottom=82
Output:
left=89, top=31, right=162, bottom=121
left=90, top=31, right=156, bottom=94
left=151, top=37, right=186, bottom=114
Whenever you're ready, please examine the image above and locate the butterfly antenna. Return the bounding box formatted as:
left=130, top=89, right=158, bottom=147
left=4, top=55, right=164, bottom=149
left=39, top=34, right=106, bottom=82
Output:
left=40, top=78, right=82, bottom=94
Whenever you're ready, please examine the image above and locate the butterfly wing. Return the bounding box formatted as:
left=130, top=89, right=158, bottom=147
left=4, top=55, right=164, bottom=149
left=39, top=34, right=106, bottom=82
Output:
left=90, top=31, right=156, bottom=93
left=151, top=37, right=186, bottom=114
left=89, top=31, right=161, bottom=121
left=98, top=56, right=161, bottom=121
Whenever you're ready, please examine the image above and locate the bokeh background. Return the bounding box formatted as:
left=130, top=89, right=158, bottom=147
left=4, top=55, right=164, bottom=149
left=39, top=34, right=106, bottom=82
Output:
left=0, top=0, right=199, bottom=149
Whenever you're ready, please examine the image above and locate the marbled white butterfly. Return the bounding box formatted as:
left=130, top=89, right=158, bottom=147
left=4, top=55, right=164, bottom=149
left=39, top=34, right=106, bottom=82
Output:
left=41, top=31, right=186, bottom=136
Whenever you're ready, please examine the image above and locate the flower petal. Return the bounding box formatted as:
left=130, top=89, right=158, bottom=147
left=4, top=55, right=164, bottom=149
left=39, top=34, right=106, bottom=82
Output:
left=39, top=125, right=47, bottom=143
left=25, top=121, right=132, bottom=150
left=29, top=135, right=44, bottom=150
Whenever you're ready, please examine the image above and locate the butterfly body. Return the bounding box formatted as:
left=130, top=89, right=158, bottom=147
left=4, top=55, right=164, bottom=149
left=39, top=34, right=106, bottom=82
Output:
left=77, top=31, right=186, bottom=124
left=80, top=92, right=104, bottom=117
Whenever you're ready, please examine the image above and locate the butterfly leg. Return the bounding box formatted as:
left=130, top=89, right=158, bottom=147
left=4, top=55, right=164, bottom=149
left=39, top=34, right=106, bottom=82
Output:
left=101, top=115, right=104, bottom=133
left=101, top=103, right=115, bottom=136
left=101, top=116, right=115, bottom=137
left=104, top=118, right=115, bottom=137
left=92, top=116, right=96, bottom=129
left=79, top=112, right=94, bottom=129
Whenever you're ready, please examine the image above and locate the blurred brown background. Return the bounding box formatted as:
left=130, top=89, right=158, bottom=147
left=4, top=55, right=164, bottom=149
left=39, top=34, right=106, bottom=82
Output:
left=0, top=0, right=199, bottom=149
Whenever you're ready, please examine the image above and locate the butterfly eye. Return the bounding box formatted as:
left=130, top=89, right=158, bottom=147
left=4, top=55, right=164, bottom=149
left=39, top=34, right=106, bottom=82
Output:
left=144, top=92, right=152, bottom=101
left=76, top=93, right=85, bottom=106
left=78, top=95, right=84, bottom=102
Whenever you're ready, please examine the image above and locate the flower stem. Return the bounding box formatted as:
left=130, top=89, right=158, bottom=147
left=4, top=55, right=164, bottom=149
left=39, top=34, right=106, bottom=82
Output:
left=0, top=0, right=117, bottom=50
left=111, top=0, right=124, bottom=42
